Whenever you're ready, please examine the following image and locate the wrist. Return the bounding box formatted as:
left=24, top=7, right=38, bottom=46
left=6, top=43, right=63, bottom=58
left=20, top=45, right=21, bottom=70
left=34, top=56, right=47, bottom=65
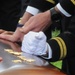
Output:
left=50, top=7, right=62, bottom=22
left=44, top=10, right=52, bottom=24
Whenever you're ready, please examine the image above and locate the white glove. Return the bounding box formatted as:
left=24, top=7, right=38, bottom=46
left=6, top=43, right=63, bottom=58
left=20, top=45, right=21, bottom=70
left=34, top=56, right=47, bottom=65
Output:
left=21, top=31, right=47, bottom=55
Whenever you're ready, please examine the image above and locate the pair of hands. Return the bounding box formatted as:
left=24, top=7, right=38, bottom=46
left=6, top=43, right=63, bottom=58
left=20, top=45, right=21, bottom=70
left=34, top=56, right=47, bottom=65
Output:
left=0, top=30, right=48, bottom=61
left=0, top=30, right=48, bottom=57
left=0, top=10, right=51, bottom=42
left=0, top=10, right=51, bottom=59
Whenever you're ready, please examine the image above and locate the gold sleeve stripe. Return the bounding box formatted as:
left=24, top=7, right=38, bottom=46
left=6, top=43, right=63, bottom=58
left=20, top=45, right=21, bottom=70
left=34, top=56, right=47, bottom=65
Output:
left=46, top=0, right=55, bottom=4
left=71, top=0, right=75, bottom=5
left=51, top=38, right=63, bottom=59
left=56, top=37, right=67, bottom=58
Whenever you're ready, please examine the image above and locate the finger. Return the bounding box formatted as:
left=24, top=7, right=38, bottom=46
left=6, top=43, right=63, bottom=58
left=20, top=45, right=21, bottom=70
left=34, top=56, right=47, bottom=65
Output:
left=0, top=29, right=5, bottom=34
left=20, top=23, right=34, bottom=34
left=0, top=34, right=17, bottom=42
left=0, top=57, right=2, bottom=62
left=1, top=31, right=13, bottom=35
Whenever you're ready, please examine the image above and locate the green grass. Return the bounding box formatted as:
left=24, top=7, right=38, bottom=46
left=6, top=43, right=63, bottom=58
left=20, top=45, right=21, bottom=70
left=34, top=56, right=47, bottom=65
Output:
left=50, top=61, right=62, bottom=69
left=50, top=29, right=62, bottom=69
left=52, top=28, right=60, bottom=38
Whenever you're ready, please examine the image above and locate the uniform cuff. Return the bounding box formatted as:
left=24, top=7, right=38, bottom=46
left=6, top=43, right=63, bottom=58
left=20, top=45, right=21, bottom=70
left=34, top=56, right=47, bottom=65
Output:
left=56, top=3, right=71, bottom=17
left=26, top=6, right=41, bottom=15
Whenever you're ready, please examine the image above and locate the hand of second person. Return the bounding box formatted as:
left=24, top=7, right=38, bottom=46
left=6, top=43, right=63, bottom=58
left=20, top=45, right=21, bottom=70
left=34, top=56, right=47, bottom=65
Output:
left=0, top=28, right=24, bottom=42
left=0, top=57, right=2, bottom=62
left=21, top=31, right=48, bottom=55
left=20, top=10, right=52, bottom=34
left=0, top=29, right=6, bottom=34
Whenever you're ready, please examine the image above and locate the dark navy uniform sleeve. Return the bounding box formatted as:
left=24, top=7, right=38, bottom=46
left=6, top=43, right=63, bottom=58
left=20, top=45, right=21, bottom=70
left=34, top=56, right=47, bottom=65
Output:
left=28, top=0, right=58, bottom=12
left=60, top=0, right=75, bottom=15
left=47, top=32, right=75, bottom=62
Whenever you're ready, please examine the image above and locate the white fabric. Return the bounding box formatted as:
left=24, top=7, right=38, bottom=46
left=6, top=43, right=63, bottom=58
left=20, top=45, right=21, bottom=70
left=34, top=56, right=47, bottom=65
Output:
left=26, top=6, right=41, bottom=15
left=21, top=31, right=52, bottom=59
left=56, top=3, right=71, bottom=17
left=42, top=43, right=52, bottom=59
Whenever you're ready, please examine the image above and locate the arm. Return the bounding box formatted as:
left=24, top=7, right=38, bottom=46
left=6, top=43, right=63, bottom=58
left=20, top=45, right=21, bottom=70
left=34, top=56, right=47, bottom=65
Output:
left=0, top=0, right=55, bottom=42
left=21, top=0, right=75, bottom=60
left=20, top=0, right=58, bottom=24
left=21, top=31, right=75, bottom=62
left=53, top=0, right=75, bottom=17
left=20, top=0, right=75, bottom=34
left=21, top=31, right=75, bottom=75
left=58, top=0, right=75, bottom=16
left=0, top=11, right=34, bottom=42
left=28, top=0, right=58, bottom=12
left=47, top=32, right=75, bottom=61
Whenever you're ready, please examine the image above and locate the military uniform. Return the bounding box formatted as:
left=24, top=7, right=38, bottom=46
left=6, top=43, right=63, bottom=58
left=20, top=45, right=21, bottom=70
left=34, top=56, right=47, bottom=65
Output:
left=27, top=0, right=75, bottom=74
left=46, top=0, right=75, bottom=75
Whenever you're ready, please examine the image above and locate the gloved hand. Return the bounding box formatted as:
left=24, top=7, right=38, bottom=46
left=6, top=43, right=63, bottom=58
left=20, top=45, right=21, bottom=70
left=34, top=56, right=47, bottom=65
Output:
left=21, top=31, right=47, bottom=55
